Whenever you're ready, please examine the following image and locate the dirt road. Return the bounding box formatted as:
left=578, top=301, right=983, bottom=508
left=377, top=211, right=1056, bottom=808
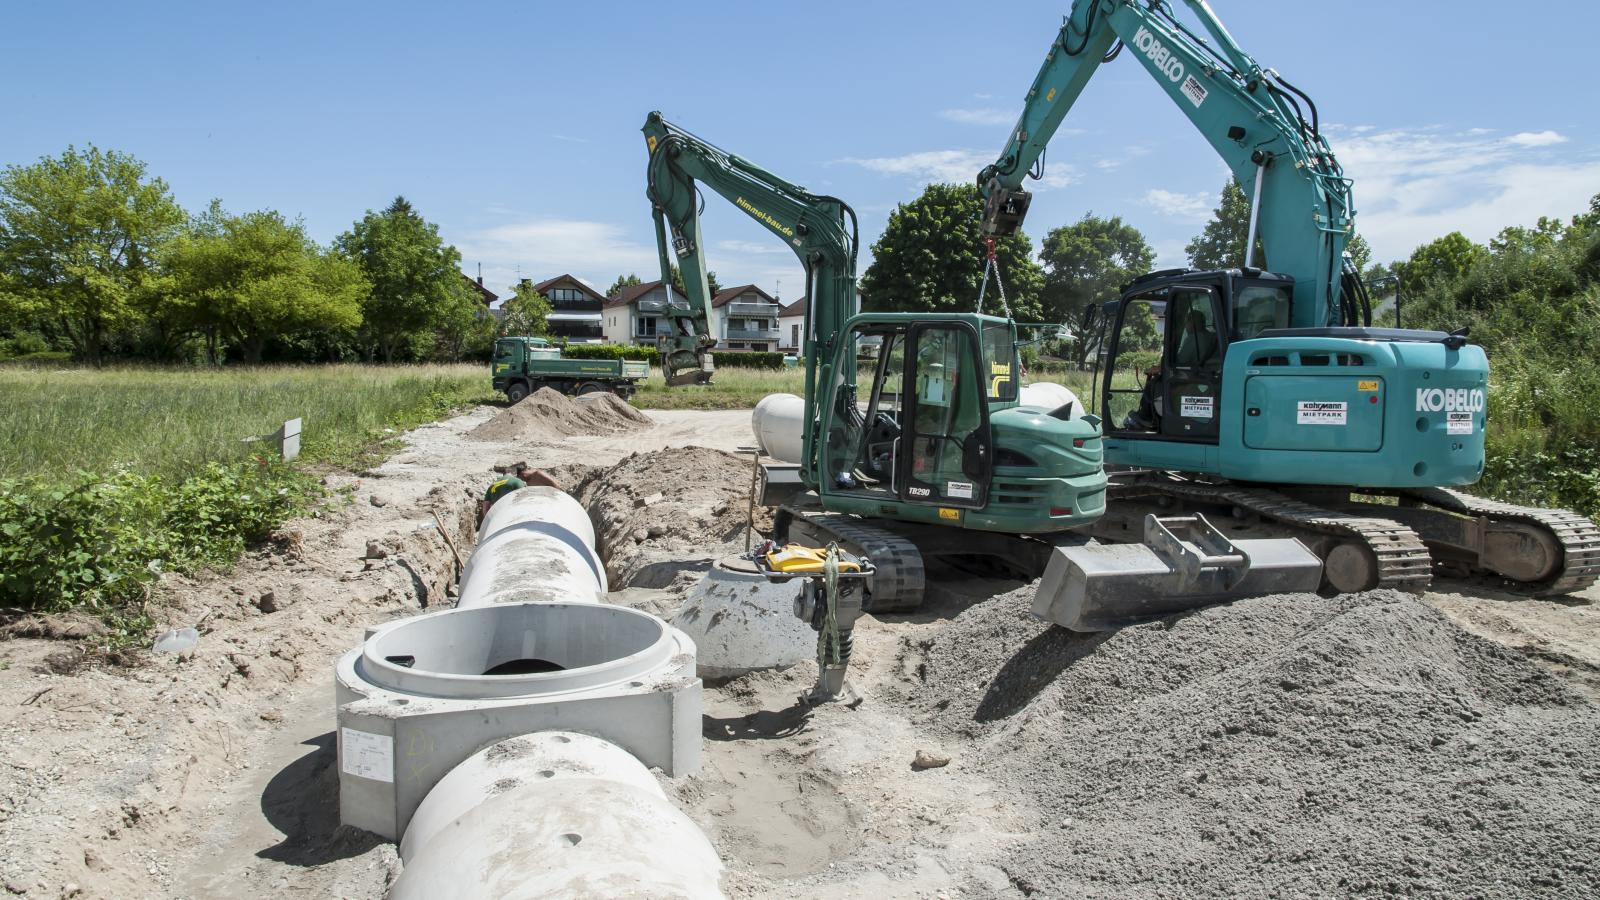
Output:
left=1, top=401, right=1595, bottom=899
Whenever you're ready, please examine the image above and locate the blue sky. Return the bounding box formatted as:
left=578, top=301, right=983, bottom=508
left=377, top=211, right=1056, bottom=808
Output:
left=5, top=0, right=1598, bottom=302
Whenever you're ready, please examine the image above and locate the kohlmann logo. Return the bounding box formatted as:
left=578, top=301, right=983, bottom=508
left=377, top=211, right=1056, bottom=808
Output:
left=1415, top=387, right=1486, bottom=413
left=1132, top=26, right=1185, bottom=83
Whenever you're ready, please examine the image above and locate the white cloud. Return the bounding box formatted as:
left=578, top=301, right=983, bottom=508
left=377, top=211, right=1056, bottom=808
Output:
left=840, top=149, right=1076, bottom=190
left=973, top=92, right=993, bottom=100
left=551, top=134, right=589, bottom=144
left=939, top=107, right=1014, bottom=127
left=1142, top=188, right=1213, bottom=221
left=1331, top=127, right=1599, bottom=260
left=1095, top=159, right=1122, bottom=171
left=1505, top=130, right=1568, bottom=147
left=840, top=149, right=991, bottom=184
left=717, top=239, right=784, bottom=255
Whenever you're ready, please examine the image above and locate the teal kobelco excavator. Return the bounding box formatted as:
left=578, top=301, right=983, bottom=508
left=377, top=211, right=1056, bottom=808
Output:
left=974, top=0, right=1598, bottom=597
left=643, top=111, right=1325, bottom=633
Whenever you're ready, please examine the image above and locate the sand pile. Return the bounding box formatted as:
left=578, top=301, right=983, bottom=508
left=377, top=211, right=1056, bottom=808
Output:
left=913, top=588, right=1600, bottom=897
left=467, top=387, right=650, bottom=442
left=575, top=446, right=759, bottom=588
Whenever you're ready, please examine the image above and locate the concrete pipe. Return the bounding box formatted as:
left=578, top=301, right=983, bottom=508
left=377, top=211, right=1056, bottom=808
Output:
left=1019, top=381, right=1082, bottom=417
left=400, top=731, right=665, bottom=863
left=751, top=392, right=805, bottom=464
left=672, top=557, right=814, bottom=680
left=460, top=486, right=605, bottom=607
left=335, top=602, right=701, bottom=839
left=391, top=778, right=724, bottom=900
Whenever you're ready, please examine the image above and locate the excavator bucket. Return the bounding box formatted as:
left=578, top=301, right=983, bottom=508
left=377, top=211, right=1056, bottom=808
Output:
left=1032, top=514, right=1322, bottom=631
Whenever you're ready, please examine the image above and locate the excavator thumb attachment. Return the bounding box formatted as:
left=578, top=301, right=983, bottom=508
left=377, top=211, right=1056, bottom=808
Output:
left=1032, top=514, right=1321, bottom=631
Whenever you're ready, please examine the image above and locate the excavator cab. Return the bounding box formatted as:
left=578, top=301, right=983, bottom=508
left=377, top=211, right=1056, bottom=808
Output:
left=1101, top=269, right=1291, bottom=448
left=815, top=312, right=1107, bottom=538
left=820, top=315, right=995, bottom=512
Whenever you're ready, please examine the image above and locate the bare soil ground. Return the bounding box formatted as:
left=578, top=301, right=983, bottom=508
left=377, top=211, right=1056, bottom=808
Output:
left=1, top=399, right=1596, bottom=900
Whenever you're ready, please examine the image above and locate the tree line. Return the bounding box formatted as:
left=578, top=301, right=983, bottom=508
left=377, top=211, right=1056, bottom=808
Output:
left=0, top=145, right=533, bottom=365
left=858, top=178, right=1422, bottom=336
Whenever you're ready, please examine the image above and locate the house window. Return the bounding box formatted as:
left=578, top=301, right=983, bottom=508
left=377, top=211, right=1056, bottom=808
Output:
left=636, top=316, right=659, bottom=337
left=791, top=323, right=799, bottom=346
left=728, top=342, right=746, bottom=350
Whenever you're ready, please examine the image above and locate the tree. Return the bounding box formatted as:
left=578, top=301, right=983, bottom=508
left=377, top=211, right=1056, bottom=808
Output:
left=164, top=208, right=366, bottom=363
left=500, top=279, right=553, bottom=336
left=607, top=273, right=643, bottom=297
left=337, top=196, right=463, bottom=362
left=1186, top=179, right=1264, bottom=271
left=860, top=182, right=1044, bottom=319
left=1039, top=213, right=1155, bottom=324
left=0, top=145, right=185, bottom=364
left=1395, top=232, right=1486, bottom=290
left=433, top=277, right=498, bottom=362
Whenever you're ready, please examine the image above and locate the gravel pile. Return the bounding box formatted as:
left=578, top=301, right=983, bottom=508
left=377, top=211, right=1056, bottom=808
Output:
left=914, top=587, right=1600, bottom=898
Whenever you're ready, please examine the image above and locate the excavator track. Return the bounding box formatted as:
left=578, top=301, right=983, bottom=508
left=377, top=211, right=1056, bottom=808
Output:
left=1395, top=487, right=1600, bottom=596
left=1114, top=478, right=1434, bottom=592
left=782, top=511, right=927, bottom=612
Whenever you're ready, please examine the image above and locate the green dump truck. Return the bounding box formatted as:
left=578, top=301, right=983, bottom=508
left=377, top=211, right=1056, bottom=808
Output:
left=491, top=337, right=650, bottom=402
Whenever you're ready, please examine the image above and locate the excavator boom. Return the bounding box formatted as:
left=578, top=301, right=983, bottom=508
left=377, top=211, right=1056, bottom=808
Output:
left=980, top=0, right=1353, bottom=326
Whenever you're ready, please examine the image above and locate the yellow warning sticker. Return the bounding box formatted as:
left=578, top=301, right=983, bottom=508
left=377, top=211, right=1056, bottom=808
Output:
left=938, top=508, right=960, bottom=521
left=1357, top=380, right=1379, bottom=391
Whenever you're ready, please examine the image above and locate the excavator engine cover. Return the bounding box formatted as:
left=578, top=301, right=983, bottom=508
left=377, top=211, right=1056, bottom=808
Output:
left=1033, top=514, right=1321, bottom=631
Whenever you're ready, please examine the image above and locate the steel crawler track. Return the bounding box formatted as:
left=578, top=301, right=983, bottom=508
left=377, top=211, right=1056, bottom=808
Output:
left=1396, top=487, right=1600, bottom=596
left=784, top=511, right=928, bottom=612
left=1116, top=478, right=1434, bottom=591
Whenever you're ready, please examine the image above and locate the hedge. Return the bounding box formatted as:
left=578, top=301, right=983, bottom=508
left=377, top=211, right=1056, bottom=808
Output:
left=561, top=344, right=786, bottom=370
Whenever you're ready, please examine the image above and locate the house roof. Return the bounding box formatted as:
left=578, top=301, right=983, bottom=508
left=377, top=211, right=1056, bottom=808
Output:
left=712, top=284, right=778, bottom=308
left=777, top=299, right=805, bottom=318
left=530, top=274, right=606, bottom=303
left=604, top=279, right=663, bottom=308
left=461, top=271, right=498, bottom=306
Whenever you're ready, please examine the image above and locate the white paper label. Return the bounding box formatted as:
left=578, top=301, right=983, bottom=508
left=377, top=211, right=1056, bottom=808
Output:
left=1181, top=74, right=1208, bottom=108
left=947, top=481, right=973, bottom=500
left=1297, top=401, right=1347, bottom=425
left=1180, top=395, right=1214, bottom=420
left=341, top=727, right=394, bottom=783
left=1446, top=411, right=1473, bottom=435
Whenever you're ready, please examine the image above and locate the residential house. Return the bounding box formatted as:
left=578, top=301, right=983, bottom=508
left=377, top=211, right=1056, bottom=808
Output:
left=711, top=284, right=780, bottom=352
left=602, top=280, right=670, bottom=346
left=775, top=287, right=861, bottom=351
left=527, top=274, right=605, bottom=343
left=777, top=299, right=804, bottom=351
left=462, top=271, right=499, bottom=310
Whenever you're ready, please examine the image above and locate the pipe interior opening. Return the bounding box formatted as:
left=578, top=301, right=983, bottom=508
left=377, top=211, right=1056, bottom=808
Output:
left=372, top=603, right=664, bottom=680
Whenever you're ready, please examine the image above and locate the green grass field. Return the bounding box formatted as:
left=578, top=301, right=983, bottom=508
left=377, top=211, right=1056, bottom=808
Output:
left=0, top=363, right=497, bottom=479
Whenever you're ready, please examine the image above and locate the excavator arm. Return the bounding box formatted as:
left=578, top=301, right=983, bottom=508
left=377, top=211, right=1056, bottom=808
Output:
left=642, top=112, right=859, bottom=483
left=979, top=0, right=1355, bottom=327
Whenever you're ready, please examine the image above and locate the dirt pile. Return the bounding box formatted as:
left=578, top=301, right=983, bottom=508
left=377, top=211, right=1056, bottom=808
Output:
left=467, top=388, right=650, bottom=442
left=911, top=588, right=1600, bottom=897
left=575, top=446, right=760, bottom=588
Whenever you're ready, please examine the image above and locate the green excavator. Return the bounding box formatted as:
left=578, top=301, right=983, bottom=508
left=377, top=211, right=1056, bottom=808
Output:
left=973, top=0, right=1598, bottom=597
left=642, top=111, right=1322, bottom=633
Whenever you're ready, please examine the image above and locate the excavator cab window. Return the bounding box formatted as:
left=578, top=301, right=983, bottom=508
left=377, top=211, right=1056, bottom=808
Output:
left=1232, top=282, right=1291, bottom=341
left=1104, top=296, right=1165, bottom=432
left=1161, top=287, right=1224, bottom=440
left=827, top=326, right=906, bottom=496
left=897, top=323, right=992, bottom=509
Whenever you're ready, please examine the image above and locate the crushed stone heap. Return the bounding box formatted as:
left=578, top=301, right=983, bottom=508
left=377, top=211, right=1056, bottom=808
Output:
left=913, top=587, right=1600, bottom=898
